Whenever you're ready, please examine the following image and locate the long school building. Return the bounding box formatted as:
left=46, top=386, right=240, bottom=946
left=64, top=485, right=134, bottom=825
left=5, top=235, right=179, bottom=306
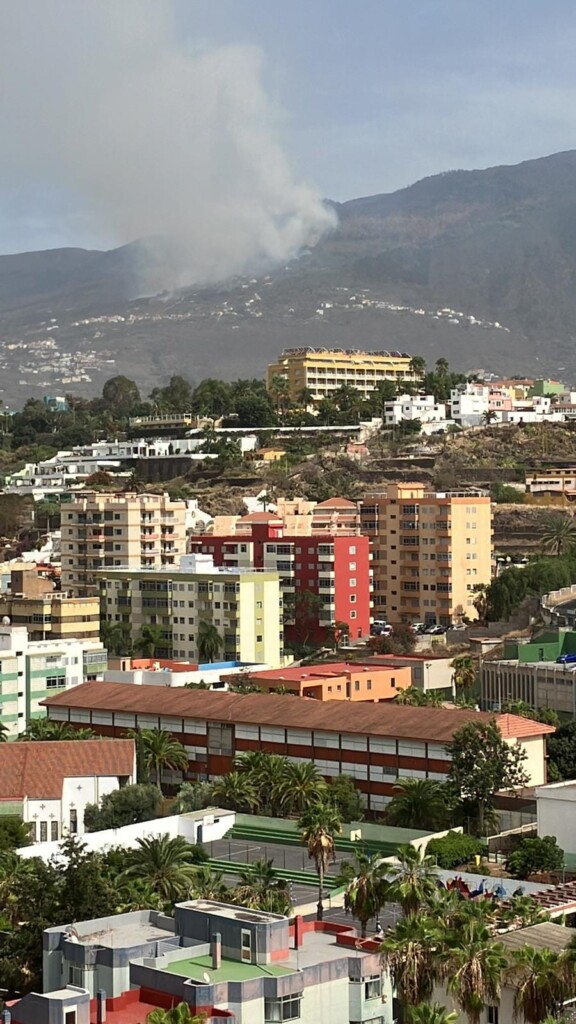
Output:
left=43, top=684, right=553, bottom=815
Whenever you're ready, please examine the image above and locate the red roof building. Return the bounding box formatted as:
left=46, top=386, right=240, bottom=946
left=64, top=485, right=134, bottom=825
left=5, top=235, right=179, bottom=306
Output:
left=44, top=684, right=553, bottom=816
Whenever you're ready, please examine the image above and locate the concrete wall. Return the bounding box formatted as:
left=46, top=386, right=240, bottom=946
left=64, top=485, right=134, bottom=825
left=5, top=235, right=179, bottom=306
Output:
left=19, top=809, right=235, bottom=861
left=537, top=781, right=576, bottom=854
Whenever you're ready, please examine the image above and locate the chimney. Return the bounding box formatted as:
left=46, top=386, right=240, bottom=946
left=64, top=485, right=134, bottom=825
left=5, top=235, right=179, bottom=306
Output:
left=211, top=932, right=222, bottom=970
left=96, top=990, right=107, bottom=1024
left=294, top=915, right=304, bottom=950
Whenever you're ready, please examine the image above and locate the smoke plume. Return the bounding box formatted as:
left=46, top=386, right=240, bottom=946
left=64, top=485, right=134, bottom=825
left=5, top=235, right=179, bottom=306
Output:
left=0, top=2, right=335, bottom=291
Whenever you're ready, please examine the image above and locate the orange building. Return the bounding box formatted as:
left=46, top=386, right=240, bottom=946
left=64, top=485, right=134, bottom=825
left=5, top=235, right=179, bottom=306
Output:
left=236, top=661, right=410, bottom=702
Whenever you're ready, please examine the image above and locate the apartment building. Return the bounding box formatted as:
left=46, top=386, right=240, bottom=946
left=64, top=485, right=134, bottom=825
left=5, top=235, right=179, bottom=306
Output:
left=0, top=564, right=100, bottom=641
left=450, top=382, right=490, bottom=425
left=60, top=491, right=187, bottom=596
left=525, top=468, right=576, bottom=497
left=267, top=347, right=419, bottom=404
left=481, top=630, right=576, bottom=714
left=360, top=483, right=492, bottom=626
left=189, top=509, right=371, bottom=644
left=98, top=553, right=282, bottom=666
left=44, top=684, right=552, bottom=813
left=38, top=901, right=388, bottom=1024
left=0, top=625, right=107, bottom=738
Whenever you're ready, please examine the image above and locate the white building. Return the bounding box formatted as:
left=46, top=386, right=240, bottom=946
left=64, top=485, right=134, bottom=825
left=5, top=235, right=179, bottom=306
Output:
left=0, top=738, right=135, bottom=842
left=537, top=778, right=576, bottom=855
left=450, top=382, right=490, bottom=426
left=384, top=393, right=448, bottom=426
left=0, top=624, right=107, bottom=737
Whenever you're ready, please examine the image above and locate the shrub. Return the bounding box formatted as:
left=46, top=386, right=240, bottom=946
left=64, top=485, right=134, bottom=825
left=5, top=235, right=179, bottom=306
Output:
left=506, top=835, right=564, bottom=879
left=426, top=830, right=485, bottom=869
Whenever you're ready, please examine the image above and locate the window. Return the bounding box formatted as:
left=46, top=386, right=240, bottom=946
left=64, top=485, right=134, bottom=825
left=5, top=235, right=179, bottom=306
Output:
left=349, top=545, right=356, bottom=554
left=207, top=722, right=234, bottom=756
left=256, top=635, right=263, bottom=642
left=69, top=808, right=78, bottom=834
left=264, top=995, right=302, bottom=1022
left=40, top=821, right=48, bottom=842
left=364, top=976, right=382, bottom=1000
left=487, top=1008, right=499, bottom=1024
left=46, top=676, right=66, bottom=689
left=350, top=610, right=357, bottom=619
left=51, top=821, right=59, bottom=841
left=349, top=578, right=357, bottom=586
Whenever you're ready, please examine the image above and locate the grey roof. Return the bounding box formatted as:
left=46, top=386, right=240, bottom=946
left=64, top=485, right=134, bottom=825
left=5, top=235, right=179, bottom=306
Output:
left=499, top=923, right=576, bottom=953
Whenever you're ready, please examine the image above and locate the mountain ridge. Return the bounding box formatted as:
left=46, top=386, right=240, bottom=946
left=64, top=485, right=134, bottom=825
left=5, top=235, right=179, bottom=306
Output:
left=2, top=149, right=576, bottom=403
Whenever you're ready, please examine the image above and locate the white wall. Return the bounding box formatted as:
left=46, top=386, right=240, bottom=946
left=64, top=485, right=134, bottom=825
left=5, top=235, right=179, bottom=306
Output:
left=18, top=808, right=235, bottom=861
left=537, top=781, right=576, bottom=854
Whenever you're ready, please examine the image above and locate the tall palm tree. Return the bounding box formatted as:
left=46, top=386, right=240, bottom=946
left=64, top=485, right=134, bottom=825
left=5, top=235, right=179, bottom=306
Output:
left=0, top=722, right=9, bottom=742
left=211, top=771, right=259, bottom=812
left=337, top=851, right=390, bottom=938
left=450, top=654, right=477, bottom=698
left=197, top=620, right=223, bottom=663
left=439, top=918, right=508, bottom=1024
left=298, top=800, right=342, bottom=921
left=381, top=916, right=440, bottom=1012
left=510, top=945, right=571, bottom=1023
left=122, top=835, right=203, bottom=902
left=279, top=761, right=326, bottom=816
left=100, top=620, right=131, bottom=656
left=297, top=386, right=315, bottom=409
left=235, top=752, right=288, bottom=816
left=188, top=863, right=230, bottom=901
left=385, top=779, right=450, bottom=832
left=134, top=623, right=170, bottom=658
left=269, top=374, right=291, bottom=421
left=410, top=356, right=427, bottom=378
left=387, top=844, right=439, bottom=919
left=541, top=513, right=576, bottom=556
left=140, top=728, right=188, bottom=790
left=408, top=1005, right=458, bottom=1024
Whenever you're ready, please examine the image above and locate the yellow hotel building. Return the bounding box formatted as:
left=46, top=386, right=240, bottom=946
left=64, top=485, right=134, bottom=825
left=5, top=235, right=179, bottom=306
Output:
left=267, top=347, right=419, bottom=403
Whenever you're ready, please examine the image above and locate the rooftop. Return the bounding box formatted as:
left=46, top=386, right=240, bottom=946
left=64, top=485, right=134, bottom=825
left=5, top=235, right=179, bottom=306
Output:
left=165, top=954, right=293, bottom=983
left=43, top=684, right=554, bottom=742
left=499, top=923, right=576, bottom=953
left=0, top=739, right=135, bottom=801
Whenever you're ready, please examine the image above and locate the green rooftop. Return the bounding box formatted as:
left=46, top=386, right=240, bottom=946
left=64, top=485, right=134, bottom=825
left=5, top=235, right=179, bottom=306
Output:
left=164, top=954, right=295, bottom=983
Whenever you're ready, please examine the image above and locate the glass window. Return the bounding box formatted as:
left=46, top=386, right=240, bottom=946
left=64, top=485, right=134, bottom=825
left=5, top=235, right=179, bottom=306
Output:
left=365, top=976, right=382, bottom=1000
left=264, top=995, right=302, bottom=1022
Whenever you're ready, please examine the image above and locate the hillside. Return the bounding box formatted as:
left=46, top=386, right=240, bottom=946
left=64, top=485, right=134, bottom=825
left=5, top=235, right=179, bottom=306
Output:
left=3, top=150, right=576, bottom=402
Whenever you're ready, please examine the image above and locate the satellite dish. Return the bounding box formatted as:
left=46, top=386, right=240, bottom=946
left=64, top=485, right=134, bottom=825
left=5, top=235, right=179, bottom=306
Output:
left=203, top=972, right=211, bottom=984
left=2, top=616, right=10, bottom=625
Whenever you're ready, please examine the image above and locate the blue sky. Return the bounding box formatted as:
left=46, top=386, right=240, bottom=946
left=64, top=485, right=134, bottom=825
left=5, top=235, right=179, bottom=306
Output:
left=0, top=0, right=575, bottom=252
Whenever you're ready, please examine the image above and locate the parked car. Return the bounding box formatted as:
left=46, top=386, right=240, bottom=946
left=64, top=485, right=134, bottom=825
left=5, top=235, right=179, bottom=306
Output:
left=424, top=624, right=447, bottom=635
left=410, top=622, right=426, bottom=633
left=556, top=653, right=576, bottom=664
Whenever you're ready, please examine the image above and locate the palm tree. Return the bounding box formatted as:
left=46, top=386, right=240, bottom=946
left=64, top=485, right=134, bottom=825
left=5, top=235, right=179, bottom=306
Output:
left=19, top=719, right=96, bottom=741
left=134, top=623, right=170, bottom=658
left=408, top=1005, right=458, bottom=1024
left=0, top=722, right=9, bottom=742
left=510, top=945, right=571, bottom=1023
left=197, top=620, right=223, bottom=663
left=387, top=844, right=439, bottom=919
left=482, top=410, right=498, bottom=426
left=298, top=800, right=342, bottom=921
left=188, top=863, right=230, bottom=901
left=297, top=386, right=315, bottom=409
left=235, top=858, right=292, bottom=915
left=337, top=851, right=390, bottom=938
left=147, top=1002, right=206, bottom=1024
left=211, top=771, right=259, bottom=812
left=122, top=835, right=204, bottom=902
left=140, top=728, right=188, bottom=790
left=100, top=620, right=131, bottom=656
left=439, top=918, right=508, bottom=1024
left=235, top=751, right=288, bottom=815
left=410, top=356, right=427, bottom=378
left=385, top=779, right=450, bottom=832
left=381, top=916, right=442, bottom=1014
left=450, top=654, right=477, bottom=698
left=279, top=761, right=326, bottom=816
left=542, top=513, right=576, bottom=556
left=269, top=374, right=291, bottom=421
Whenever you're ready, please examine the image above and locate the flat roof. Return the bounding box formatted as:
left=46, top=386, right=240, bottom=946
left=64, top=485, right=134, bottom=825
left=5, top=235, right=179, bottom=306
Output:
left=499, top=923, right=576, bottom=953
left=165, top=954, right=293, bottom=983
left=43, top=683, right=554, bottom=742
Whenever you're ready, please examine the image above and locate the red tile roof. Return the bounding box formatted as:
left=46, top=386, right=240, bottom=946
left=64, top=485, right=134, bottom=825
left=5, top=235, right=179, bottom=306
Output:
left=315, top=498, right=357, bottom=509
left=43, top=684, right=554, bottom=743
left=246, top=662, right=396, bottom=683
left=0, top=739, right=135, bottom=801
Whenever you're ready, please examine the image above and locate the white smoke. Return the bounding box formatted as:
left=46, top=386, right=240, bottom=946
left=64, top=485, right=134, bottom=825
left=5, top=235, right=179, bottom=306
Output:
left=0, top=1, right=335, bottom=290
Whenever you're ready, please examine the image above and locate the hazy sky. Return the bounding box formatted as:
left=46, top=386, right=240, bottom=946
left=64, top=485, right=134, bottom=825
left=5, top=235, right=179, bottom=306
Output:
left=0, top=0, right=574, bottom=255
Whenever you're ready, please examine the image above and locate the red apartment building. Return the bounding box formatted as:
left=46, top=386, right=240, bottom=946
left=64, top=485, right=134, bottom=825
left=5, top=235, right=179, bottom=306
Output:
left=189, top=506, right=371, bottom=644
left=43, top=683, right=552, bottom=817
